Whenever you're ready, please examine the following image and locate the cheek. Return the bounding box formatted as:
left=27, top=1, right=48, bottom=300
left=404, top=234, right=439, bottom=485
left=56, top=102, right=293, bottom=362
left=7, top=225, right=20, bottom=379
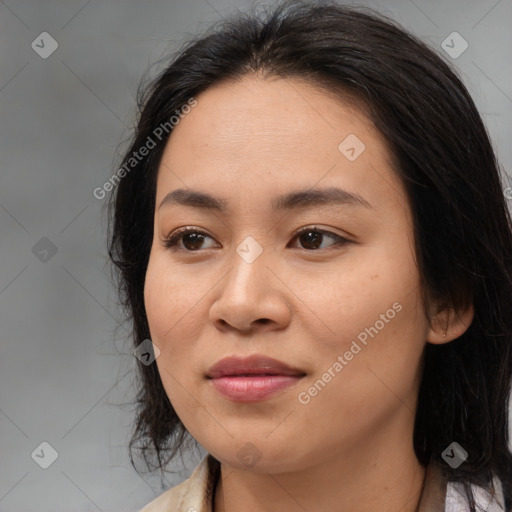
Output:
left=143, top=257, right=199, bottom=414
left=305, top=245, right=426, bottom=388
left=144, top=255, right=204, bottom=340
left=301, top=258, right=416, bottom=349
left=143, top=257, right=197, bottom=385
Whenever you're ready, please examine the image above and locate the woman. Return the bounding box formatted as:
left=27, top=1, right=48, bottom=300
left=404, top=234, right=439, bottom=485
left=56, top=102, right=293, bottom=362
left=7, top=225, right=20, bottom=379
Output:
left=107, top=1, right=512, bottom=510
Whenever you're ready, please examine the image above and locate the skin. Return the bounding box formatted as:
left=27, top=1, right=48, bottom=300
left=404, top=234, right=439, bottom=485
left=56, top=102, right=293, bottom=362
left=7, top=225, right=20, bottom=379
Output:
left=143, top=75, right=474, bottom=512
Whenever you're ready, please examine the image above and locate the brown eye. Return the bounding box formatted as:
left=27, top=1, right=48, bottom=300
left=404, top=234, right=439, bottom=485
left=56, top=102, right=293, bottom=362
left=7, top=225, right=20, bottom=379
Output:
left=162, top=228, right=216, bottom=251
left=289, top=227, right=350, bottom=251
left=181, top=232, right=206, bottom=250
left=297, top=229, right=324, bottom=250
left=162, top=226, right=350, bottom=253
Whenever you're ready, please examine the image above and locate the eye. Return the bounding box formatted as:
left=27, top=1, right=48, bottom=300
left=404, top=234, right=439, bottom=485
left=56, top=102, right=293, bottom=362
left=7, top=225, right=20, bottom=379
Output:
left=161, top=226, right=351, bottom=252
left=161, top=227, right=217, bottom=251
left=288, top=226, right=350, bottom=251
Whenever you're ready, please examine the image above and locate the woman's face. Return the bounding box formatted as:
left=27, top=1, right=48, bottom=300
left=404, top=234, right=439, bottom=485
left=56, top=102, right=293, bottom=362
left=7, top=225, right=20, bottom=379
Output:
left=144, top=75, right=434, bottom=473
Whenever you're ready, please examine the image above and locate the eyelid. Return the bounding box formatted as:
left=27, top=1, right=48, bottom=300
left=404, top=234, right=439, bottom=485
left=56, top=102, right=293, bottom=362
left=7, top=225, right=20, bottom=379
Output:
left=160, top=226, right=216, bottom=250
left=161, top=225, right=352, bottom=252
left=288, top=226, right=350, bottom=250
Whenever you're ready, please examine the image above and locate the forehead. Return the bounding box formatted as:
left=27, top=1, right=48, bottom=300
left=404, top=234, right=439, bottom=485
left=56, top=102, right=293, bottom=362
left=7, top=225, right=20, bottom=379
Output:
left=155, top=75, right=407, bottom=214
left=163, top=75, right=375, bottom=159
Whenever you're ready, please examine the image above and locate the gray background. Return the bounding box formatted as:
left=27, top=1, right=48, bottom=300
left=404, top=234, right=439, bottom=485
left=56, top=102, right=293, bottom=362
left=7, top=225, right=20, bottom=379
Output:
left=1, top=0, right=511, bottom=511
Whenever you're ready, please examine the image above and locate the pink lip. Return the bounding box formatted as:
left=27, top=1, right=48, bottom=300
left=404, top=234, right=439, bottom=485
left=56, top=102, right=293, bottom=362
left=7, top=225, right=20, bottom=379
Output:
left=210, top=375, right=303, bottom=401
left=206, top=355, right=306, bottom=402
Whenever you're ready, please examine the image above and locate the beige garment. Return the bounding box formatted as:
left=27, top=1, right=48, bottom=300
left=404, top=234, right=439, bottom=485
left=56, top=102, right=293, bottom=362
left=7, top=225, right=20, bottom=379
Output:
left=139, top=453, right=507, bottom=512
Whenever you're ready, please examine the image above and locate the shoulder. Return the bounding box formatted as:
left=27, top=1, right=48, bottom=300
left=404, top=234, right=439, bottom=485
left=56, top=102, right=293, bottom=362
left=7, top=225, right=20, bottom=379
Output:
left=419, top=460, right=508, bottom=512
left=445, top=472, right=507, bottom=512
left=138, top=454, right=220, bottom=512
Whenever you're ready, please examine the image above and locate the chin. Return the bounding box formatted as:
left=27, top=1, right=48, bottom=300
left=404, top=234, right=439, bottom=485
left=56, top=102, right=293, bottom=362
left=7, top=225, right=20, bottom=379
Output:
left=206, top=438, right=309, bottom=474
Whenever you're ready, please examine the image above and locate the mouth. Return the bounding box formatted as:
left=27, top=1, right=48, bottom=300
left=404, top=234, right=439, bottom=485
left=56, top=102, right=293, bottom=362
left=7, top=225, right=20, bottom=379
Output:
left=206, top=354, right=306, bottom=402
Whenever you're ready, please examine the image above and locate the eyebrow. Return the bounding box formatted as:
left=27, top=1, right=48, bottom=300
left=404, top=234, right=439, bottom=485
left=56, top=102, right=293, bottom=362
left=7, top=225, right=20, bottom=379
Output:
left=158, top=186, right=373, bottom=212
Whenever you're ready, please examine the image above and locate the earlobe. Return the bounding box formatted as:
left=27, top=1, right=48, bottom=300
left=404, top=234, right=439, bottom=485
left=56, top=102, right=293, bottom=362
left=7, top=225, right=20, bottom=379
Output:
left=426, top=302, right=474, bottom=345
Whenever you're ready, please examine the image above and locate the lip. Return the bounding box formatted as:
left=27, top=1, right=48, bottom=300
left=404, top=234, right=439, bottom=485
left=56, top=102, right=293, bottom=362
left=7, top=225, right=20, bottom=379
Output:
left=206, top=355, right=306, bottom=402
left=207, top=354, right=305, bottom=378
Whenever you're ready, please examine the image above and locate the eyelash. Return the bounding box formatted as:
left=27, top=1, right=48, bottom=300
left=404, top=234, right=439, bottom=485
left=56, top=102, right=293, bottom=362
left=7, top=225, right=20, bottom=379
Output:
left=161, top=225, right=351, bottom=253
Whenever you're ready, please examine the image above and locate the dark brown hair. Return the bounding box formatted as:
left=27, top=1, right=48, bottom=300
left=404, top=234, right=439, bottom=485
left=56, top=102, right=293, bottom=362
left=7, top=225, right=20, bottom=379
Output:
left=107, top=1, right=512, bottom=509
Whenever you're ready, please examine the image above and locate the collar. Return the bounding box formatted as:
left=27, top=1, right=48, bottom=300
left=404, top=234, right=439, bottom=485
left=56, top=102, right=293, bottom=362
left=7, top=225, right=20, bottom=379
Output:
left=139, top=453, right=220, bottom=512
left=139, top=453, right=506, bottom=512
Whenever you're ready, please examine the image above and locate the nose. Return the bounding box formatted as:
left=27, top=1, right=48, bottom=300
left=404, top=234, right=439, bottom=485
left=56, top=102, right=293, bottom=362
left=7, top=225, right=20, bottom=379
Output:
left=209, top=247, right=292, bottom=334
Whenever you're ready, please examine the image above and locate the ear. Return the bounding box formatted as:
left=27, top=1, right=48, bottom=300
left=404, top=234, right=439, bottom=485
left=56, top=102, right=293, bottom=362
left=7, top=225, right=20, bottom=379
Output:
left=426, top=302, right=474, bottom=345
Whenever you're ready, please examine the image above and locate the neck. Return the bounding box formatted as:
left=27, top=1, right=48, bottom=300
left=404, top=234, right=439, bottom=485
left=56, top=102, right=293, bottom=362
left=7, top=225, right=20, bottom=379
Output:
left=213, top=414, right=426, bottom=512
